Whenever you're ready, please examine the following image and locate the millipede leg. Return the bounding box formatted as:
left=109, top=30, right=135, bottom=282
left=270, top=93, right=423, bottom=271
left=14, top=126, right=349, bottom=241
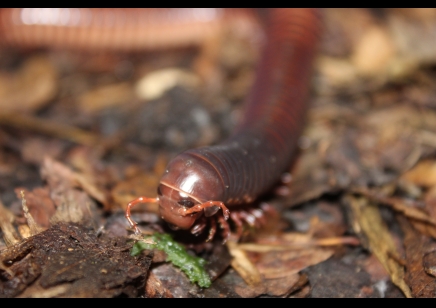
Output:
left=250, top=208, right=267, bottom=228
left=125, top=196, right=159, bottom=234
left=182, top=200, right=230, bottom=220
left=206, top=218, right=217, bottom=242
left=217, top=215, right=230, bottom=244
left=230, top=211, right=244, bottom=239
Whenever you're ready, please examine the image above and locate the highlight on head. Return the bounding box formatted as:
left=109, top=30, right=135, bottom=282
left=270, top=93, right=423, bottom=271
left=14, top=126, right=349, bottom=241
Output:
left=157, top=182, right=203, bottom=230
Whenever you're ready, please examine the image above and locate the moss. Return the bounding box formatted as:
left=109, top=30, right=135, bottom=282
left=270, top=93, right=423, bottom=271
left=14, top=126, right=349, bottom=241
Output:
left=131, top=233, right=211, bottom=288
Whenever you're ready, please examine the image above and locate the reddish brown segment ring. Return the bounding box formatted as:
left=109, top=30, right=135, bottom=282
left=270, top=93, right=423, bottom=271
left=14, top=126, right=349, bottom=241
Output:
left=0, top=8, right=322, bottom=241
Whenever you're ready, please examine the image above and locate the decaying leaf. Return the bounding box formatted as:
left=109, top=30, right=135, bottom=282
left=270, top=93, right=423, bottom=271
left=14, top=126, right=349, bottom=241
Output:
left=0, top=56, right=57, bottom=113
left=78, top=82, right=136, bottom=115
left=346, top=195, right=412, bottom=298
left=227, top=240, right=262, bottom=287
left=40, top=156, right=103, bottom=223
left=0, top=200, right=21, bottom=247
left=400, top=216, right=436, bottom=298
left=14, top=188, right=55, bottom=230
left=18, top=190, right=43, bottom=236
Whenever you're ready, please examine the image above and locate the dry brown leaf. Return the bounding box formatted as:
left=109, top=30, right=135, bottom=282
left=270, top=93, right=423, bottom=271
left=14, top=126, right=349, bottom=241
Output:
left=399, top=216, right=436, bottom=298
left=401, top=160, right=436, bottom=188
left=20, top=137, right=65, bottom=165
left=283, top=150, right=332, bottom=207
left=316, top=56, right=358, bottom=87
left=135, top=68, right=200, bottom=101
left=239, top=236, right=359, bottom=252
left=40, top=157, right=95, bottom=224
left=408, top=220, right=436, bottom=240
left=226, top=240, right=262, bottom=287
left=250, top=248, right=334, bottom=280
left=111, top=173, right=160, bottom=212
left=145, top=272, right=174, bottom=298
left=351, top=25, right=396, bottom=77
left=78, top=82, right=135, bottom=114
left=423, top=186, right=436, bottom=234
left=386, top=199, right=436, bottom=227
left=0, top=112, right=100, bottom=146
left=352, top=186, right=436, bottom=240
left=65, top=147, right=110, bottom=206
left=0, top=200, right=21, bottom=247
left=389, top=9, right=436, bottom=70
left=423, top=251, right=436, bottom=278
left=14, top=187, right=56, bottom=229
left=361, top=253, right=390, bottom=282
left=354, top=187, right=436, bottom=226
left=230, top=273, right=267, bottom=298
left=0, top=56, right=57, bottom=113
left=73, top=174, right=107, bottom=206
left=321, top=8, right=377, bottom=58
left=17, top=283, right=70, bottom=298
left=262, top=273, right=301, bottom=297
left=347, top=195, right=412, bottom=298
left=41, top=156, right=107, bottom=208
left=19, top=190, right=43, bottom=236
left=110, top=155, right=167, bottom=211
left=229, top=229, right=339, bottom=296
left=149, top=262, right=203, bottom=298
left=17, top=225, right=32, bottom=239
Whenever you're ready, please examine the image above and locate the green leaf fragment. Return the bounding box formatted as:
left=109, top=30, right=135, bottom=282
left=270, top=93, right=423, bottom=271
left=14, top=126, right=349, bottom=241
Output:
left=131, top=240, right=154, bottom=256
left=131, top=233, right=212, bottom=288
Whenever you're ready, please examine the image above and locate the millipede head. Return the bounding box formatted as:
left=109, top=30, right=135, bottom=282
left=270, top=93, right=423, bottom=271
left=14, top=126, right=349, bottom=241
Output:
left=157, top=183, right=203, bottom=230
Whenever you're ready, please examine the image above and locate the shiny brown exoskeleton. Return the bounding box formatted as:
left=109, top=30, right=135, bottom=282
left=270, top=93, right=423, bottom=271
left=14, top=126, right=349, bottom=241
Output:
left=125, top=8, right=323, bottom=242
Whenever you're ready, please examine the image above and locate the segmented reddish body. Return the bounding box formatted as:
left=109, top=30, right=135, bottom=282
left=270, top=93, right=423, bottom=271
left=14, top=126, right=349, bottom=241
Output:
left=156, top=9, right=321, bottom=237
left=0, top=8, right=322, bottom=239
left=0, top=8, right=257, bottom=50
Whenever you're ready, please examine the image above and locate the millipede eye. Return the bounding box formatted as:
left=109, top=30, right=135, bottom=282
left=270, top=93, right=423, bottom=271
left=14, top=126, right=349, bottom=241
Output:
left=177, top=199, right=195, bottom=208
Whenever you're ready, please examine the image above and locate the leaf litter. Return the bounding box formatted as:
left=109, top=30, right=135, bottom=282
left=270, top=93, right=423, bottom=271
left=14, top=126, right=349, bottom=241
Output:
left=2, top=8, right=436, bottom=297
